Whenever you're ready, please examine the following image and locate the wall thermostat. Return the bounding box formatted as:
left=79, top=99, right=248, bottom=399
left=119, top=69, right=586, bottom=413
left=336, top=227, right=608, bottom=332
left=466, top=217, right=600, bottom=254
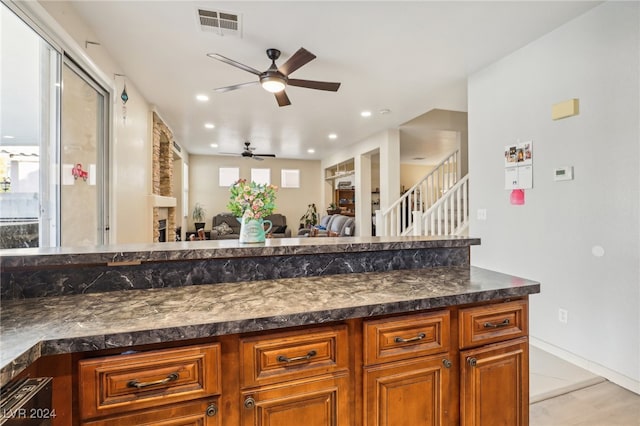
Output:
left=554, top=166, right=573, bottom=181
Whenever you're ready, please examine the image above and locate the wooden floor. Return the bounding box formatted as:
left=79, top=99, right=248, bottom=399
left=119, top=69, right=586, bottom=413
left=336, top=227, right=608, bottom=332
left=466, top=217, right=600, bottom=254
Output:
left=530, top=381, right=640, bottom=425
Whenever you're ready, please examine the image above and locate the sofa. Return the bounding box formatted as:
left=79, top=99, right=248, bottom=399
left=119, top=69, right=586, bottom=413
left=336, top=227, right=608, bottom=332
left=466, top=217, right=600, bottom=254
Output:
left=210, top=213, right=292, bottom=239
left=298, top=214, right=355, bottom=237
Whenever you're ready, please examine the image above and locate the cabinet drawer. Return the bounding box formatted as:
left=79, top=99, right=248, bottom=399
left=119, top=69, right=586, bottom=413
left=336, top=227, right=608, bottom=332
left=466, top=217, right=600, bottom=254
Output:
left=79, top=343, right=221, bottom=420
left=240, top=325, right=348, bottom=388
left=364, top=310, right=450, bottom=365
left=459, top=299, right=528, bottom=349
left=82, top=397, right=221, bottom=426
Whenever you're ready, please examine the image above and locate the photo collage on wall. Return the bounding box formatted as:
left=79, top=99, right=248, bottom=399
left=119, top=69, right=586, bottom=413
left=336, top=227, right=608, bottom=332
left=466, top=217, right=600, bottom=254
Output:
left=504, top=141, right=533, bottom=189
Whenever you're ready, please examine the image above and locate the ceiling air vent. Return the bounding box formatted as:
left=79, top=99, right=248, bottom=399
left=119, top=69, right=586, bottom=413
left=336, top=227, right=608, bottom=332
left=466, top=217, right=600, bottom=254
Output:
left=197, top=9, right=241, bottom=37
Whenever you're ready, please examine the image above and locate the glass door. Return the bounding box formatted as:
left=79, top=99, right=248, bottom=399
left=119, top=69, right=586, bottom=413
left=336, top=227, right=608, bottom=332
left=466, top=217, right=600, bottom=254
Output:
left=60, top=59, right=109, bottom=246
left=0, top=3, right=60, bottom=249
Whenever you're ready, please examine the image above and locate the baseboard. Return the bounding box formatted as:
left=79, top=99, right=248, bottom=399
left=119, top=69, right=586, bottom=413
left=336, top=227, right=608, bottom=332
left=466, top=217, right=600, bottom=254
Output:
left=530, top=337, right=640, bottom=395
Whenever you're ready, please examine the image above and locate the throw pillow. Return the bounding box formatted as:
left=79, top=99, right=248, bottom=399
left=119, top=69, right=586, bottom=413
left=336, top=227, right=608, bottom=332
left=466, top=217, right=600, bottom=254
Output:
left=213, top=222, right=233, bottom=235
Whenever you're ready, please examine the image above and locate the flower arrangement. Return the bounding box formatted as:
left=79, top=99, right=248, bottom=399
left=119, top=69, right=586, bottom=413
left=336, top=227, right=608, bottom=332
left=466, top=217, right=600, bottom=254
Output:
left=227, top=179, right=278, bottom=222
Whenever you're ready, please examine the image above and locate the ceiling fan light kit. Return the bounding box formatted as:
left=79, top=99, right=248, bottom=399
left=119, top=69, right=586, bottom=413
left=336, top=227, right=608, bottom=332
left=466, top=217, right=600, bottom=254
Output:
left=208, top=47, right=341, bottom=107
left=220, top=142, right=276, bottom=161
left=260, top=75, right=285, bottom=93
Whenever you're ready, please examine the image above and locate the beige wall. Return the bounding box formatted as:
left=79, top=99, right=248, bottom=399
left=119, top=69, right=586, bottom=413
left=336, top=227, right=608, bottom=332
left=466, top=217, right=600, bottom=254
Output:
left=400, top=164, right=435, bottom=193
left=399, top=108, right=468, bottom=176
left=188, top=155, right=321, bottom=232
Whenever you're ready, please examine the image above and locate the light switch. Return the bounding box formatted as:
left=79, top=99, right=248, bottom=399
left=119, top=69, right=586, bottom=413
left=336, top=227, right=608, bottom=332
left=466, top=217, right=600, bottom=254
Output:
left=477, top=209, right=487, bottom=220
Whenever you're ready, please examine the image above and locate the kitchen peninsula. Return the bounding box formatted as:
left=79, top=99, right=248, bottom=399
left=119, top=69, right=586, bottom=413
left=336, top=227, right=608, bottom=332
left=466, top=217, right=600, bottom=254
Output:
left=1, top=236, right=539, bottom=425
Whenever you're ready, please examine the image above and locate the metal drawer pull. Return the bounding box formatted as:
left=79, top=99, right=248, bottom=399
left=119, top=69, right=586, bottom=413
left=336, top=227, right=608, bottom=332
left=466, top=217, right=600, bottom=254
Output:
left=442, top=359, right=452, bottom=368
left=127, top=372, right=179, bottom=389
left=277, top=350, right=317, bottom=363
left=467, top=357, right=478, bottom=367
left=394, top=332, right=426, bottom=343
left=483, top=318, right=510, bottom=328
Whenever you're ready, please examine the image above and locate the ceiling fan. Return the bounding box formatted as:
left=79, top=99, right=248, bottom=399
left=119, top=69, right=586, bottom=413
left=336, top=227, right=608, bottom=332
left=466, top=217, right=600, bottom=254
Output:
left=221, top=142, right=276, bottom=161
left=207, top=47, right=341, bottom=107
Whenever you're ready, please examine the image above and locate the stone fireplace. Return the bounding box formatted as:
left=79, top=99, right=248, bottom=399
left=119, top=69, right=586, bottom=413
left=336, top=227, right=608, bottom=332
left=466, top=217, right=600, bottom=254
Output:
left=151, top=112, right=176, bottom=242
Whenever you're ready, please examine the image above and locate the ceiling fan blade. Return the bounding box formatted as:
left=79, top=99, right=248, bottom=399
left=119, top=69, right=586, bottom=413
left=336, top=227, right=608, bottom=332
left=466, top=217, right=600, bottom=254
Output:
left=278, top=48, right=316, bottom=76
left=214, top=81, right=259, bottom=93
left=206, top=53, right=262, bottom=76
left=288, top=79, right=341, bottom=92
left=253, top=154, right=276, bottom=158
left=274, top=90, right=291, bottom=107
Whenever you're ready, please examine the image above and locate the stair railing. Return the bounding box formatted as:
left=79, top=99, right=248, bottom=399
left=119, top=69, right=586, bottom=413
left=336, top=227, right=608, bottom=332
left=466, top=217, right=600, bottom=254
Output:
left=413, top=174, right=469, bottom=236
left=376, top=149, right=459, bottom=236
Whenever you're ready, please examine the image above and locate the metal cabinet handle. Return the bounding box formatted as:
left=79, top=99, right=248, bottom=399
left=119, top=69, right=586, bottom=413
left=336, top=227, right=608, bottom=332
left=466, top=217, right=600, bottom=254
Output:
left=277, top=350, right=317, bottom=363
left=442, top=359, right=452, bottom=369
left=127, top=372, right=179, bottom=389
left=206, top=403, right=218, bottom=417
left=483, top=318, right=510, bottom=328
left=394, top=332, right=426, bottom=343
left=244, top=397, right=256, bottom=409
left=467, top=357, right=478, bottom=367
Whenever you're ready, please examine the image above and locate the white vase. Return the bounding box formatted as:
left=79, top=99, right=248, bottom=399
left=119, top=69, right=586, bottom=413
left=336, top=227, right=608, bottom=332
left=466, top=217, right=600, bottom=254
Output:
left=238, top=215, right=272, bottom=243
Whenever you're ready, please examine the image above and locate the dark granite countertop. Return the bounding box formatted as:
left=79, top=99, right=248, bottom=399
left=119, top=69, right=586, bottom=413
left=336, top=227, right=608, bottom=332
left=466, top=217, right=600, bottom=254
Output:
left=0, top=265, right=539, bottom=386
left=0, top=236, right=480, bottom=269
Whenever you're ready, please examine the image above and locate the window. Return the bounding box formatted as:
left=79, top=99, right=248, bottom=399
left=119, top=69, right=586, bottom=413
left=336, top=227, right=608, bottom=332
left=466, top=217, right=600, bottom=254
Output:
left=251, top=168, right=270, bottom=185
left=281, top=169, right=300, bottom=188
left=219, top=167, right=239, bottom=187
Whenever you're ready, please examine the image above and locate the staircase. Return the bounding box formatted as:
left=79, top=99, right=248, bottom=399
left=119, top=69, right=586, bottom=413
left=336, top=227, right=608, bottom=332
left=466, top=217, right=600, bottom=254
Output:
left=375, top=150, right=469, bottom=237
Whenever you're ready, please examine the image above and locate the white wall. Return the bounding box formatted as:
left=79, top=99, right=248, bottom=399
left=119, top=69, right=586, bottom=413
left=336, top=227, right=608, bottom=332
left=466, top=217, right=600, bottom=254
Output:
left=468, top=2, right=639, bottom=392
left=189, top=155, right=321, bottom=232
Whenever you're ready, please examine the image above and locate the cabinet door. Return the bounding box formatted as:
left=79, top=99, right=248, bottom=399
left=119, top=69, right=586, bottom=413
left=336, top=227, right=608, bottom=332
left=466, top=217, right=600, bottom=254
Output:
left=241, top=375, right=350, bottom=426
left=363, top=356, right=453, bottom=426
left=460, top=338, right=528, bottom=426
left=81, top=398, right=221, bottom=426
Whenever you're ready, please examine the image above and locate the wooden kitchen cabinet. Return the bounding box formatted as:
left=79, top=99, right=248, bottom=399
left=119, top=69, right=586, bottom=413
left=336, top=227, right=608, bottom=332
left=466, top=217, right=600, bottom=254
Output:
left=363, top=356, right=453, bottom=426
left=459, top=300, right=529, bottom=426
left=82, top=398, right=221, bottom=426
left=71, top=299, right=529, bottom=426
left=78, top=343, right=221, bottom=424
left=363, top=310, right=454, bottom=426
left=239, top=325, right=351, bottom=426
left=240, top=375, right=351, bottom=426
left=460, top=338, right=529, bottom=426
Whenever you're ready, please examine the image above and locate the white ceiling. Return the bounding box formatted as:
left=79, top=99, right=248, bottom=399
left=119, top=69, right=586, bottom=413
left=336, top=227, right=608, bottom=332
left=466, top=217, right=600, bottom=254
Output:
left=10, top=1, right=601, bottom=163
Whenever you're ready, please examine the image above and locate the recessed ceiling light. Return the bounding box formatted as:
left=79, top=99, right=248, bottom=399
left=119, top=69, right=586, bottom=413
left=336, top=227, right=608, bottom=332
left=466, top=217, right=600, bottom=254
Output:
left=2, top=135, right=15, bottom=139
left=307, top=148, right=315, bottom=154
left=379, top=108, right=391, bottom=114
left=328, top=133, right=337, bottom=140
left=196, top=94, right=209, bottom=102
left=204, top=123, right=215, bottom=129
left=360, top=111, right=372, bottom=117
left=210, top=143, right=218, bottom=148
